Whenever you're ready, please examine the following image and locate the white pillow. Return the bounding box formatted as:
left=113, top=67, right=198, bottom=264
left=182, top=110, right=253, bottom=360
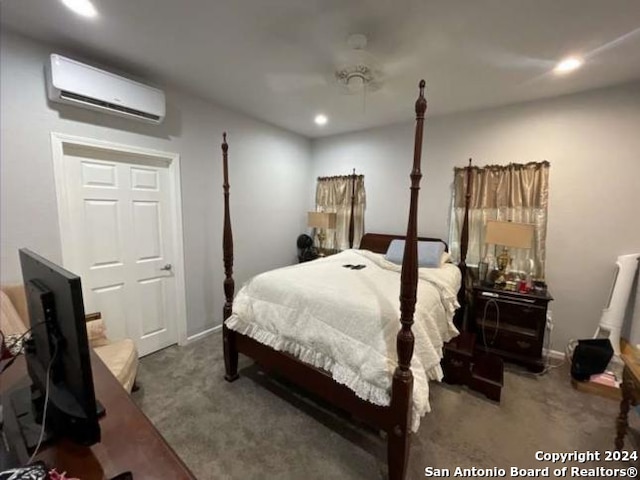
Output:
left=384, top=239, right=447, bottom=268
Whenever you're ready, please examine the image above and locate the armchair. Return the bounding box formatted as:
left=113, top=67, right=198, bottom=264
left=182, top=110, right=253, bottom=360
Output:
left=1, top=285, right=139, bottom=393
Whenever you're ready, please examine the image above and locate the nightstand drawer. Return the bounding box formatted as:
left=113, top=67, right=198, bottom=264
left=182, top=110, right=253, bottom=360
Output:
left=474, top=296, right=544, bottom=331
left=472, top=284, right=552, bottom=371
left=479, top=326, right=543, bottom=357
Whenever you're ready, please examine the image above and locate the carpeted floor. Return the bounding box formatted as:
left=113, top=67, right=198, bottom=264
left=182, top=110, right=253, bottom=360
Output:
left=133, top=332, right=637, bottom=479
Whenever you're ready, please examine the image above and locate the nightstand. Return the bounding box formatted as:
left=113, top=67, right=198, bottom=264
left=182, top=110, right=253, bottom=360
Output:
left=318, top=248, right=339, bottom=257
left=471, top=284, right=553, bottom=373
left=298, top=248, right=340, bottom=263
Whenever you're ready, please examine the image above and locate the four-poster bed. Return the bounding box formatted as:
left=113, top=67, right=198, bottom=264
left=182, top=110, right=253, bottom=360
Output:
left=221, top=81, right=471, bottom=480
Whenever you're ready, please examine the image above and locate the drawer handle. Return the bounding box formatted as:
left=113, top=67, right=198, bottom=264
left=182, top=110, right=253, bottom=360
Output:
left=516, top=340, right=531, bottom=349
left=450, top=359, right=464, bottom=368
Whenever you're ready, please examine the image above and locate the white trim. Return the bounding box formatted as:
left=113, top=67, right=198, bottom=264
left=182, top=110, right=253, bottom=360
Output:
left=50, top=132, right=189, bottom=348
left=51, top=132, right=179, bottom=163
left=186, top=325, right=222, bottom=345
left=544, top=348, right=565, bottom=361
left=167, top=155, right=189, bottom=346
left=51, top=134, right=72, bottom=267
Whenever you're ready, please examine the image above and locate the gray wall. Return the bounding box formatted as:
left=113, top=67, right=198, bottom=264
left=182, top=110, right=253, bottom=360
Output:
left=3, top=29, right=639, bottom=351
left=0, top=31, right=312, bottom=337
left=311, top=82, right=640, bottom=351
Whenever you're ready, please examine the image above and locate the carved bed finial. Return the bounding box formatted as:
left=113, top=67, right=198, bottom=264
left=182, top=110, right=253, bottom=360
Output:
left=388, top=80, right=428, bottom=479
left=349, top=168, right=357, bottom=249
left=415, top=80, right=426, bottom=117
left=461, top=158, right=473, bottom=257
left=397, top=81, right=427, bottom=376
left=222, top=132, right=233, bottom=320
left=222, top=131, right=238, bottom=382
left=454, top=158, right=473, bottom=331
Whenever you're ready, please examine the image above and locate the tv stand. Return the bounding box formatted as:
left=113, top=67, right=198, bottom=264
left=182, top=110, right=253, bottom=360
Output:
left=2, top=353, right=195, bottom=478
left=5, top=386, right=54, bottom=457
left=4, top=385, right=106, bottom=459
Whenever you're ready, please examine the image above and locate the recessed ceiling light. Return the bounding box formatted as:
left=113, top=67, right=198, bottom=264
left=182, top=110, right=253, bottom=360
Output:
left=61, top=0, right=98, bottom=18
left=554, top=56, right=583, bottom=75
left=314, top=114, right=328, bottom=126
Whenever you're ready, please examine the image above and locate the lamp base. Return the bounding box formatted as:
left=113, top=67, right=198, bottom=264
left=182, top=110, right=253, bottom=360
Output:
left=316, top=230, right=326, bottom=253
left=495, top=247, right=511, bottom=285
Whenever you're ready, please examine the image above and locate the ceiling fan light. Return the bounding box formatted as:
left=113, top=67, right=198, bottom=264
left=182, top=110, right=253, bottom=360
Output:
left=334, top=34, right=383, bottom=97
left=347, top=75, right=365, bottom=92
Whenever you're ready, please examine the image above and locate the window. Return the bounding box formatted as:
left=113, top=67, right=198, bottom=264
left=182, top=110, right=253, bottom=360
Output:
left=315, top=174, right=366, bottom=250
left=449, top=162, right=550, bottom=278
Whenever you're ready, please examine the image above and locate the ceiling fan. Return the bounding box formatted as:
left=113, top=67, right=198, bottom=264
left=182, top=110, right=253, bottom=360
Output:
left=333, top=34, right=384, bottom=94
left=265, top=33, right=391, bottom=95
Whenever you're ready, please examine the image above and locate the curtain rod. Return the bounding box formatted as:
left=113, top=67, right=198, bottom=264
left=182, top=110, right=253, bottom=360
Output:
left=317, top=169, right=364, bottom=181
left=454, top=160, right=550, bottom=172
left=317, top=174, right=364, bottom=181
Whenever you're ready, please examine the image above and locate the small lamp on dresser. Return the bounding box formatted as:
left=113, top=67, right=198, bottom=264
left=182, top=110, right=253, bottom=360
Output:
left=484, top=220, right=534, bottom=285
left=307, top=211, right=337, bottom=256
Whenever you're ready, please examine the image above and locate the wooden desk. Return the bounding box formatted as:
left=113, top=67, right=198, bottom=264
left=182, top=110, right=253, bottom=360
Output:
left=615, top=351, right=640, bottom=450
left=1, top=353, right=196, bottom=480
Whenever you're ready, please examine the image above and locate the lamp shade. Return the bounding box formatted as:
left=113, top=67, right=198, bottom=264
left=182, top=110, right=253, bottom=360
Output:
left=485, top=220, right=534, bottom=249
left=307, top=212, right=337, bottom=229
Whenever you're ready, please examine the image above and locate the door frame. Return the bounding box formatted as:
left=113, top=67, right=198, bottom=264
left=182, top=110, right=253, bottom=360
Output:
left=50, top=132, right=189, bottom=347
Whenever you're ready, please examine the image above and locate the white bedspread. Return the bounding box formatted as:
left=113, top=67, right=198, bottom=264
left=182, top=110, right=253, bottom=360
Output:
left=225, top=249, right=460, bottom=432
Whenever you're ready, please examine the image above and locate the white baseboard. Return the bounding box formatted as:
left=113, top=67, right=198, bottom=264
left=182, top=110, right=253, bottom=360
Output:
left=544, top=348, right=565, bottom=361
left=185, top=324, right=222, bottom=345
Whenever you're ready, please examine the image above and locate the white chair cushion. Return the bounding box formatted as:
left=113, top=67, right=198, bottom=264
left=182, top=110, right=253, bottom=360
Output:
left=94, top=339, right=139, bottom=393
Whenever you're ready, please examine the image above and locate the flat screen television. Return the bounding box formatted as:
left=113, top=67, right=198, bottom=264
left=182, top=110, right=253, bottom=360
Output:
left=4, top=249, right=103, bottom=460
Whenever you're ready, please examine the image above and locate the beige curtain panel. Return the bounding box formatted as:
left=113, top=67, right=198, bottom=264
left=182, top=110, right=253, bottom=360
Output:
left=315, top=175, right=366, bottom=250
left=450, top=162, right=550, bottom=278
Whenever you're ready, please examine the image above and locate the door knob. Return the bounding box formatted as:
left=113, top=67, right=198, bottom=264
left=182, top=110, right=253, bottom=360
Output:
left=160, top=264, right=172, bottom=271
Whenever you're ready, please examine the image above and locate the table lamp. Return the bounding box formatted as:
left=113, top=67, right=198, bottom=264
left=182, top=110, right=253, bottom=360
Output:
left=307, top=212, right=337, bottom=255
left=484, top=220, right=534, bottom=285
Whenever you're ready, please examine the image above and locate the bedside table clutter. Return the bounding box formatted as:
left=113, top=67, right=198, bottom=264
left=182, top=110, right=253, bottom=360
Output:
left=472, top=283, right=553, bottom=373
left=296, top=234, right=341, bottom=263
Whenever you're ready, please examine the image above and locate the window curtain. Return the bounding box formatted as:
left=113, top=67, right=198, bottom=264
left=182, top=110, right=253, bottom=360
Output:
left=315, top=175, right=366, bottom=250
left=449, top=162, right=550, bottom=278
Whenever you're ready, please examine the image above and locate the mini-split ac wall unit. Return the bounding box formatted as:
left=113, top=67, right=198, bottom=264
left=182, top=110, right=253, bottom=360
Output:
left=46, top=54, right=166, bottom=124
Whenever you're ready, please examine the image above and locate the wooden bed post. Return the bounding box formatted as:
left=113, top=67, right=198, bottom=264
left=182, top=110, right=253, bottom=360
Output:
left=222, top=133, right=239, bottom=382
left=455, top=158, right=473, bottom=331
left=388, top=80, right=427, bottom=480
left=348, top=168, right=356, bottom=249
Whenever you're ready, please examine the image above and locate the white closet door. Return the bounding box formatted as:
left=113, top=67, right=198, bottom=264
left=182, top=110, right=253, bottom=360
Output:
left=59, top=144, right=179, bottom=356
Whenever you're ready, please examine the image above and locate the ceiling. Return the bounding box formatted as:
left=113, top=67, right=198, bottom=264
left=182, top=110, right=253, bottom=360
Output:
left=2, top=0, right=640, bottom=138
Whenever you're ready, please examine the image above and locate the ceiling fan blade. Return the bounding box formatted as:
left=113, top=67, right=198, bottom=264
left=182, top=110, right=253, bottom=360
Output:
left=264, top=73, right=328, bottom=93
left=383, top=55, right=422, bottom=75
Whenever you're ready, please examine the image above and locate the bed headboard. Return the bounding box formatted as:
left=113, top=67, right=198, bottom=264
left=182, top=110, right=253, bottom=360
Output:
left=359, top=233, right=449, bottom=254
